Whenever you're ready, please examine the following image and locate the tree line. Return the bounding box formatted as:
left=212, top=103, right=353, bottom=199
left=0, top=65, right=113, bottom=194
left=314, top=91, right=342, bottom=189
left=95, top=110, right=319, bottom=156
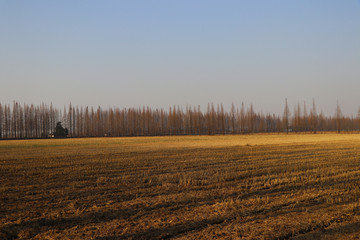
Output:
left=0, top=100, right=359, bottom=139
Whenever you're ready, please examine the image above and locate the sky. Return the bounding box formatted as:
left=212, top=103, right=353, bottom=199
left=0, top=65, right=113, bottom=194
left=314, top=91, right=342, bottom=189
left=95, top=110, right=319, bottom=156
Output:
left=0, top=0, right=359, bottom=116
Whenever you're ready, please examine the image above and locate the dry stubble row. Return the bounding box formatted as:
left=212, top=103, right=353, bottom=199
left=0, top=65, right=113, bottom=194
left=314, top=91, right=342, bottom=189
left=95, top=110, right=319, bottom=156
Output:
left=1, top=134, right=360, bottom=239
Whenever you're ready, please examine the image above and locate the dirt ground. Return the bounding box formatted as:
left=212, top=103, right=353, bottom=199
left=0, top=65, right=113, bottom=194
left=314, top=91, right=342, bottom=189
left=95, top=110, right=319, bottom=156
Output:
left=1, top=134, right=360, bottom=239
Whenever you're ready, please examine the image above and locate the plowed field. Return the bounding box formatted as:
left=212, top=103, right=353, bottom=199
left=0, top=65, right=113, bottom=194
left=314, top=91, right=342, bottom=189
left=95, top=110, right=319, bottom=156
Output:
left=2, top=134, right=360, bottom=239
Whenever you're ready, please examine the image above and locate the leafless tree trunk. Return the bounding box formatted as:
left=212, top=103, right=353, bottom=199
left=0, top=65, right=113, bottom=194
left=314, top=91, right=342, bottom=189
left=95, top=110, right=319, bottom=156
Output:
left=283, top=98, right=290, bottom=134
left=310, top=99, right=317, bottom=134
left=335, top=102, right=342, bottom=133
left=230, top=102, right=236, bottom=134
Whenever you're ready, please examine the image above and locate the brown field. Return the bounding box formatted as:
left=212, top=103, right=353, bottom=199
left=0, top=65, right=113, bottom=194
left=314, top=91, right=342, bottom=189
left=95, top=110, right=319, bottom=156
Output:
left=1, top=134, right=360, bottom=239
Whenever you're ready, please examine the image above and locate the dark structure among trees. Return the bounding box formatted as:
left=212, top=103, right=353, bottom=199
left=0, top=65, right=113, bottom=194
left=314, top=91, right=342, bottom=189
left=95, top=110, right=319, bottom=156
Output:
left=53, top=122, right=68, bottom=138
left=0, top=101, right=358, bottom=139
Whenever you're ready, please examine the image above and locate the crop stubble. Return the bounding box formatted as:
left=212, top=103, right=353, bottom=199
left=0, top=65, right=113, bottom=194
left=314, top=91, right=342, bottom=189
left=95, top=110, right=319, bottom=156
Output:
left=1, top=134, right=360, bottom=239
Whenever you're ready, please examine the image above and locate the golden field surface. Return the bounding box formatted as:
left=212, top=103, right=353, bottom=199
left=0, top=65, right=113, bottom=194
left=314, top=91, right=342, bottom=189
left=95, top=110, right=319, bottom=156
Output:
left=1, top=134, right=360, bottom=239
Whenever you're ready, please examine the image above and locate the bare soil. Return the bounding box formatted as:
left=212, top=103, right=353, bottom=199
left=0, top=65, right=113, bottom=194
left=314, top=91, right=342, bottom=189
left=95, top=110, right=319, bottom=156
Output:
left=1, top=134, right=360, bottom=239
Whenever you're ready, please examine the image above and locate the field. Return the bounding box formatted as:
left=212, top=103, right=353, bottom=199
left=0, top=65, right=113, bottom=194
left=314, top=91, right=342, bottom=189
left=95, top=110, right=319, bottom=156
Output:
left=1, top=134, right=360, bottom=239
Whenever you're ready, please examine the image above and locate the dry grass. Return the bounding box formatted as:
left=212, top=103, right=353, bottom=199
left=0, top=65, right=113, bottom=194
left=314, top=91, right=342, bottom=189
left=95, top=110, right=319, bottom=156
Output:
left=1, top=133, right=360, bottom=239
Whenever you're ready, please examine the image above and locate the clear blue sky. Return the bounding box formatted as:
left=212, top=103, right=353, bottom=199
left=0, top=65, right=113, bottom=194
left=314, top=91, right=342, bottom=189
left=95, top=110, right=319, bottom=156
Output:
left=1, top=0, right=359, bottom=116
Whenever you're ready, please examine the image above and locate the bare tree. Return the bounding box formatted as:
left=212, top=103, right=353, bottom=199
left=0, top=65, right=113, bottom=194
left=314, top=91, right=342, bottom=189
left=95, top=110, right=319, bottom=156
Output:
left=357, top=107, right=360, bottom=131
left=220, top=103, right=225, bottom=135
left=302, top=101, right=308, bottom=132
left=309, top=99, right=317, bottom=134
left=335, top=102, right=342, bottom=133
left=4, top=100, right=360, bottom=138
left=293, top=103, right=301, bottom=132
left=0, top=103, right=2, bottom=139
left=247, top=104, right=255, bottom=133
left=283, top=98, right=290, bottom=134
left=197, top=105, right=202, bottom=135
left=239, top=102, right=245, bottom=133
left=230, top=102, right=236, bottom=134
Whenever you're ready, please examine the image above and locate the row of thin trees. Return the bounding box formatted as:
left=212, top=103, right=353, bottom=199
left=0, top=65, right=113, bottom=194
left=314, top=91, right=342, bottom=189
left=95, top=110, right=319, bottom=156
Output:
left=0, top=100, right=358, bottom=139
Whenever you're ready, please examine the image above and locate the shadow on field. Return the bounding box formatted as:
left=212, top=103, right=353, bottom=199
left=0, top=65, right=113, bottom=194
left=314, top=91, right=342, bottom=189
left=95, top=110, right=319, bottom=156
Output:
left=1, top=191, right=357, bottom=240
left=96, top=217, right=227, bottom=240
left=283, top=219, right=360, bottom=240
left=0, top=186, right=349, bottom=240
left=0, top=208, right=137, bottom=240
left=1, top=213, right=227, bottom=240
